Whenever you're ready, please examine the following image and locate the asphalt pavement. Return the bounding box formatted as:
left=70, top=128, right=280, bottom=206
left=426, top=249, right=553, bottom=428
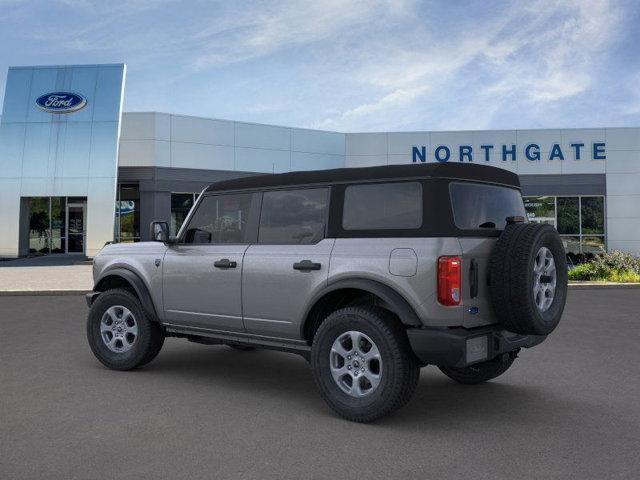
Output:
left=1, top=289, right=639, bottom=480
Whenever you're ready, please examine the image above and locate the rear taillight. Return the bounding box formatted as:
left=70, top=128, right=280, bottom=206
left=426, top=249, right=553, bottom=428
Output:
left=437, top=256, right=461, bottom=306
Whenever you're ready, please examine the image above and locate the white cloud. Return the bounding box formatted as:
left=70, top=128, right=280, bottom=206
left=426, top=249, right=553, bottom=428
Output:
left=191, top=0, right=413, bottom=69
left=2, top=0, right=631, bottom=130
left=482, top=0, right=621, bottom=103
left=314, top=0, right=625, bottom=130
left=313, top=85, right=428, bottom=130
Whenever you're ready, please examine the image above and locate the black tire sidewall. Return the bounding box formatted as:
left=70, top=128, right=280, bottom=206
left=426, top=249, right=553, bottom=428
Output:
left=490, top=223, right=568, bottom=335
left=524, top=227, right=568, bottom=334
left=311, top=307, right=417, bottom=421
left=86, top=289, right=157, bottom=370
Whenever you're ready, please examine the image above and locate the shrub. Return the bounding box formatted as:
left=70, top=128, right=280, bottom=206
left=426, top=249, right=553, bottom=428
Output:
left=568, top=250, right=640, bottom=282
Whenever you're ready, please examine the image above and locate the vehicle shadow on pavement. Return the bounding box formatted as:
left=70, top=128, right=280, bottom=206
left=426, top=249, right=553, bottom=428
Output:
left=127, top=341, right=577, bottom=427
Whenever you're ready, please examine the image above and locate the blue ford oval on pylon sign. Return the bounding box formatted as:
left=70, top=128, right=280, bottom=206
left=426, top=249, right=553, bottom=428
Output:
left=35, top=92, right=87, bottom=113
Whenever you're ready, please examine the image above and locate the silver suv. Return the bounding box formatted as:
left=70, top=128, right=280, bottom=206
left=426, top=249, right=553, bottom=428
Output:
left=86, top=163, right=567, bottom=422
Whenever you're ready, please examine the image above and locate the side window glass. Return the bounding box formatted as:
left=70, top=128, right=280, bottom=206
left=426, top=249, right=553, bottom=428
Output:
left=183, top=193, right=253, bottom=244
left=258, top=188, right=328, bottom=244
left=342, top=182, right=422, bottom=230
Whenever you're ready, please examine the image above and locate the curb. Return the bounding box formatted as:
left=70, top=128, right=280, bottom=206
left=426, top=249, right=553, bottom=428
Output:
left=568, top=282, right=640, bottom=290
left=0, top=290, right=90, bottom=296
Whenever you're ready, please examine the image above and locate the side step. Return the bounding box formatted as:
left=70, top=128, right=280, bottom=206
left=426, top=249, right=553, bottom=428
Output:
left=164, top=323, right=312, bottom=360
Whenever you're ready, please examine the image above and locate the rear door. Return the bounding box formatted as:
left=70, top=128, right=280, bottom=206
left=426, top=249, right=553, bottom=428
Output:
left=242, top=187, right=333, bottom=340
left=449, top=182, right=527, bottom=328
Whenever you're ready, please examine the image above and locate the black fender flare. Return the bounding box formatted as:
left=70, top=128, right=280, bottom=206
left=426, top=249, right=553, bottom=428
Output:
left=93, top=267, right=159, bottom=321
left=302, top=278, right=422, bottom=334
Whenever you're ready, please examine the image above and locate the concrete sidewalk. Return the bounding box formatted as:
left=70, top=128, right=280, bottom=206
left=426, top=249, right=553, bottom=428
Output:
left=0, top=257, right=92, bottom=294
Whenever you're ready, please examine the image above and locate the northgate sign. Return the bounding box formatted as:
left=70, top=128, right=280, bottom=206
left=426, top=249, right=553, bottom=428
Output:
left=412, top=142, right=606, bottom=163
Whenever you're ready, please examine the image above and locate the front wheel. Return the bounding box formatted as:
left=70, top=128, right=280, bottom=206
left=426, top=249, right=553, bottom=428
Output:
left=311, top=306, right=419, bottom=423
left=86, top=288, right=164, bottom=371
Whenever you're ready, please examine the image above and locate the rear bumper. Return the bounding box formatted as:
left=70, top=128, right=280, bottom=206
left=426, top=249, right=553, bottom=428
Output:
left=407, top=325, right=546, bottom=368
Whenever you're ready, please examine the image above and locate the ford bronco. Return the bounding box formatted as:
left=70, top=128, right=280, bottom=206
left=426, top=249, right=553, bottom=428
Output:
left=86, top=163, right=567, bottom=422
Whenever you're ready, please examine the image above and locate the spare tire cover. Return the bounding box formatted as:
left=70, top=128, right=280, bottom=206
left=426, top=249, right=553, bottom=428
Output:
left=489, top=223, right=568, bottom=335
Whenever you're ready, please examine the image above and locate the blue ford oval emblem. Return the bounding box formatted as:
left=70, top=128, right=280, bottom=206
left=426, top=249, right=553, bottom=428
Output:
left=35, top=92, right=87, bottom=114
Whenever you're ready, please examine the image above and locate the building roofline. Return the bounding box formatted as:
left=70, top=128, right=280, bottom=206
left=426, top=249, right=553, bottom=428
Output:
left=122, top=111, right=344, bottom=135
left=123, top=112, right=639, bottom=136
left=8, top=63, right=126, bottom=70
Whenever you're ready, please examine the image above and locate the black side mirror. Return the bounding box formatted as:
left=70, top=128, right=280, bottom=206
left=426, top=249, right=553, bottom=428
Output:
left=150, top=221, right=170, bottom=242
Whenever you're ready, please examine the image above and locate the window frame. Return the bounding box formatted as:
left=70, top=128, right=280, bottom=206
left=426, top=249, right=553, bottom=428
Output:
left=256, top=186, right=331, bottom=245
left=177, top=191, right=261, bottom=245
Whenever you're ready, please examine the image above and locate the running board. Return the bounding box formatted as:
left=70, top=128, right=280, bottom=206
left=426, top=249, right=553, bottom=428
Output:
left=163, top=323, right=312, bottom=359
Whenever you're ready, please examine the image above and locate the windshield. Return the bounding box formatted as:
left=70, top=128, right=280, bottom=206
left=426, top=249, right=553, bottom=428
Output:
left=449, top=182, right=526, bottom=230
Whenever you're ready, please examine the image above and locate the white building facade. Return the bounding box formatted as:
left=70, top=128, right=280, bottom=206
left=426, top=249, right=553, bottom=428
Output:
left=1, top=64, right=639, bottom=258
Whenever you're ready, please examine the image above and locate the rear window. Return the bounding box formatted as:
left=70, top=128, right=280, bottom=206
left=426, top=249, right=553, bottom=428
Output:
left=450, top=182, right=525, bottom=230
left=343, top=182, right=422, bottom=230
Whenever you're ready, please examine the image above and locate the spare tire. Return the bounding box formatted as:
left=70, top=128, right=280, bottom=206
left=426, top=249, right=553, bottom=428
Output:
left=489, top=222, right=568, bottom=335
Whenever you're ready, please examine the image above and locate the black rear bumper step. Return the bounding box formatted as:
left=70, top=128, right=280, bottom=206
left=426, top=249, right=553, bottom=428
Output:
left=407, top=324, right=546, bottom=369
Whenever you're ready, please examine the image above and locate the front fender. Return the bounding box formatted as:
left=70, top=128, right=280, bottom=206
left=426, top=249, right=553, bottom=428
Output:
left=93, top=267, right=159, bottom=321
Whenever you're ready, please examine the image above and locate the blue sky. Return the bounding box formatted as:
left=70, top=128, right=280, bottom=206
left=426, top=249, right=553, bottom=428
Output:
left=0, top=0, right=639, bottom=131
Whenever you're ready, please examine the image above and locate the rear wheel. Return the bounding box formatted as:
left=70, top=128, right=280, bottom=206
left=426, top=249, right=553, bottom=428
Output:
left=439, top=353, right=516, bottom=385
left=311, top=306, right=419, bottom=423
left=87, top=288, right=164, bottom=371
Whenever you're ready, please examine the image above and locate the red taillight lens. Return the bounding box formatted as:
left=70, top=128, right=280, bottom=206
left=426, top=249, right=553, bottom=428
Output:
left=437, top=256, right=461, bottom=306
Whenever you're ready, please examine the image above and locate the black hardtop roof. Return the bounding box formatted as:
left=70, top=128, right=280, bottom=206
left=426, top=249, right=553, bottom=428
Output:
left=204, top=162, right=520, bottom=193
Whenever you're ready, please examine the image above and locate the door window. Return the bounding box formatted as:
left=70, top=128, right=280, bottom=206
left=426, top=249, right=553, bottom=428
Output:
left=183, top=193, right=253, bottom=244
left=171, top=193, right=199, bottom=235
left=258, top=188, right=328, bottom=244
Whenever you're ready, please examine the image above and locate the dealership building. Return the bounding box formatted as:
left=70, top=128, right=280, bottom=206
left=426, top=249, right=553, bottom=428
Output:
left=1, top=63, right=639, bottom=258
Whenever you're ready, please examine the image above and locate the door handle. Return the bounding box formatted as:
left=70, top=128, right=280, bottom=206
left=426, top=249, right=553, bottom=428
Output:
left=214, top=258, right=237, bottom=269
left=293, top=260, right=321, bottom=271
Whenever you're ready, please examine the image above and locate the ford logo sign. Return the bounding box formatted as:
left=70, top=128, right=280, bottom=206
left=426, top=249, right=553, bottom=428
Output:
left=35, top=92, right=87, bottom=114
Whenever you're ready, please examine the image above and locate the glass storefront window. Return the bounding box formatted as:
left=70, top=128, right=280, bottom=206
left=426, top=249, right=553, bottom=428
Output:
left=557, top=197, right=579, bottom=235
left=29, top=197, right=50, bottom=255
left=115, top=184, right=140, bottom=242
left=581, top=197, right=605, bottom=234
left=26, top=196, right=86, bottom=255
left=523, top=196, right=555, bottom=225
left=171, top=193, right=198, bottom=236
left=523, top=195, right=605, bottom=254
left=50, top=197, right=66, bottom=254
left=582, top=236, right=606, bottom=254
left=560, top=236, right=581, bottom=255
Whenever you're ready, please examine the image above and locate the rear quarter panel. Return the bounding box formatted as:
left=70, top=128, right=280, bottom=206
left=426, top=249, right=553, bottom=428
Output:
left=329, top=238, right=464, bottom=327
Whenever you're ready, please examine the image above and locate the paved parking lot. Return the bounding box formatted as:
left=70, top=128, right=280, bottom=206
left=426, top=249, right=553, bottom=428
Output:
left=1, top=289, right=639, bottom=480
